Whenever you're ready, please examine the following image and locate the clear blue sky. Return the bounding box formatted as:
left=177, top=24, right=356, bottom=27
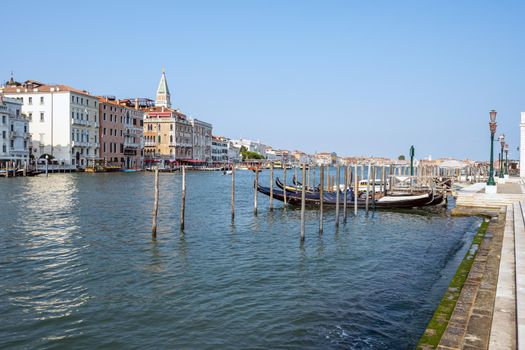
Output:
left=2, top=0, right=524, bottom=160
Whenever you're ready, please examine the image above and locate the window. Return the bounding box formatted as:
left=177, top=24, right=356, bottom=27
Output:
left=76, top=97, right=79, bottom=104
left=28, top=113, right=32, bottom=121
left=40, top=96, right=44, bottom=105
left=24, top=125, right=27, bottom=133
left=120, top=130, right=122, bottom=137
left=2, top=131, right=5, bottom=139
left=103, top=112, right=106, bottom=121
left=28, top=97, right=33, bottom=105
left=103, top=128, right=106, bottom=136
left=81, top=98, right=83, bottom=105
left=170, top=135, right=173, bottom=143
left=10, top=140, right=14, bottom=148
left=104, top=143, right=106, bottom=152
left=1, top=115, right=5, bottom=124
left=104, top=105, right=106, bottom=110
left=40, top=113, right=44, bottom=122
left=2, top=145, right=5, bottom=153
left=72, top=96, right=75, bottom=102
left=71, top=112, right=74, bottom=119
left=86, top=100, right=89, bottom=106
left=24, top=141, right=27, bottom=149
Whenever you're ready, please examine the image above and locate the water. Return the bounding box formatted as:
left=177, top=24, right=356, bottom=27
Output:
left=0, top=170, right=480, bottom=349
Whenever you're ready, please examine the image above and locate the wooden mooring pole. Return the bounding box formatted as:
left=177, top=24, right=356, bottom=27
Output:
left=151, top=166, right=159, bottom=238
left=300, top=164, right=306, bottom=242
left=254, top=168, right=259, bottom=215
left=343, top=164, right=348, bottom=222
left=180, top=165, right=186, bottom=232
left=365, top=162, right=371, bottom=214
left=354, top=163, right=358, bottom=215
left=319, top=164, right=324, bottom=234
left=269, top=162, right=274, bottom=211
left=335, top=163, right=340, bottom=227
left=231, top=165, right=235, bottom=223
left=283, top=166, right=287, bottom=206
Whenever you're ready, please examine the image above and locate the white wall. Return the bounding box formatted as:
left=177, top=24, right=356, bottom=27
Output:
left=520, top=112, right=525, bottom=177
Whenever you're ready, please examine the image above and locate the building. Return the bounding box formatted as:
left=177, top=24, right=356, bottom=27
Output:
left=143, top=69, right=212, bottom=164
left=0, top=96, right=30, bottom=164
left=212, top=136, right=228, bottom=163
left=191, top=119, right=212, bottom=162
left=231, top=138, right=267, bottom=156
left=228, top=140, right=241, bottom=163
left=1, top=80, right=100, bottom=168
left=98, top=97, right=144, bottom=169
left=521, top=112, right=525, bottom=177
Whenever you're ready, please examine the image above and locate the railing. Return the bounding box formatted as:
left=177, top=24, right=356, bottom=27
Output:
left=144, top=141, right=157, bottom=146
left=9, top=131, right=17, bottom=138
left=72, top=141, right=89, bottom=147
left=72, top=118, right=88, bottom=126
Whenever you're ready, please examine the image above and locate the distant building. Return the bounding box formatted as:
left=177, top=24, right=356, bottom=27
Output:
left=98, top=97, right=144, bottom=169
left=521, top=112, right=525, bottom=177
left=231, top=138, right=267, bottom=156
left=1, top=80, right=100, bottom=168
left=212, top=136, right=228, bottom=163
left=0, top=96, right=30, bottom=164
left=191, top=119, right=212, bottom=162
left=143, top=69, right=212, bottom=164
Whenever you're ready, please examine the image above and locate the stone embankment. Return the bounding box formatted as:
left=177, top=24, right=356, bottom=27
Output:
left=419, top=178, right=525, bottom=349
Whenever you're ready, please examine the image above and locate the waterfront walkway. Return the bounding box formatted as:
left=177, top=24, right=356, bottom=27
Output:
left=443, top=178, right=525, bottom=349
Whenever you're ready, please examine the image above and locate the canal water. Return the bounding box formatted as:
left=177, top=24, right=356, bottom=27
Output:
left=0, top=171, right=480, bottom=349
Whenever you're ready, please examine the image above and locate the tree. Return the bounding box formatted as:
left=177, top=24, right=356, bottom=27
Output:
left=398, top=155, right=405, bottom=160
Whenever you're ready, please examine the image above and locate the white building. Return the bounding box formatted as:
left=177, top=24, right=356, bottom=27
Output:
left=190, top=118, right=212, bottom=162
left=521, top=112, right=525, bottom=177
left=231, top=138, right=267, bottom=156
left=228, top=141, right=241, bottom=162
left=1, top=80, right=100, bottom=168
left=0, top=96, right=30, bottom=164
left=212, top=136, right=228, bottom=163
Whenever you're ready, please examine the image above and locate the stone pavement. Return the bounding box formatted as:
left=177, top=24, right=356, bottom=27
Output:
left=451, top=178, right=525, bottom=349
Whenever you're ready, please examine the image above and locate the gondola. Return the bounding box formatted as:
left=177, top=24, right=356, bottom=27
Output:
left=256, top=184, right=444, bottom=209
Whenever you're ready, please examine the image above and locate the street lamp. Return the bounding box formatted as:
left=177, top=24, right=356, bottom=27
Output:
left=498, top=134, right=505, bottom=179
left=504, top=143, right=509, bottom=177
left=487, top=110, right=497, bottom=186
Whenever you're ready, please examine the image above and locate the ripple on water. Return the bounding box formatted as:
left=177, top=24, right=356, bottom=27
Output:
left=0, top=172, right=480, bottom=349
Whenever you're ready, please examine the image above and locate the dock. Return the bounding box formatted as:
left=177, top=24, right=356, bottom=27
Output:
left=420, top=178, right=525, bottom=349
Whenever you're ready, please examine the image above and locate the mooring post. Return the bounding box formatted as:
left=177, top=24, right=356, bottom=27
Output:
left=300, top=163, right=306, bottom=242
left=231, top=165, right=235, bottom=223
left=343, top=164, right=348, bottom=222
left=269, top=162, right=274, bottom=211
left=23, top=161, right=27, bottom=177
left=254, top=168, right=259, bottom=215
left=294, top=166, right=298, bottom=186
left=335, top=163, right=341, bottom=227
left=371, top=165, right=376, bottom=209
left=152, top=166, right=159, bottom=238
left=307, top=165, right=311, bottom=191
left=180, top=165, right=186, bottom=232
left=354, top=163, right=358, bottom=215
left=283, top=165, right=287, bottom=206
left=319, top=164, right=324, bottom=234
left=365, top=162, right=371, bottom=214
left=326, top=165, right=330, bottom=192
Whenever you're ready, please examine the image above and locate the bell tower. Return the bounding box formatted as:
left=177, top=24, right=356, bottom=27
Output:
left=155, top=67, right=171, bottom=108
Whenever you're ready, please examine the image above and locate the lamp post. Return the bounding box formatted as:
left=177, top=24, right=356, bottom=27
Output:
left=498, top=134, right=505, bottom=179
left=487, top=110, right=497, bottom=187
left=504, top=143, right=509, bottom=177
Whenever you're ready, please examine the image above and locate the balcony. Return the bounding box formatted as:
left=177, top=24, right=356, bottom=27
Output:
left=72, top=141, right=89, bottom=148
left=124, top=142, right=140, bottom=149
left=9, top=131, right=17, bottom=139
left=91, top=142, right=100, bottom=148
left=71, top=118, right=88, bottom=126
left=144, top=141, right=157, bottom=147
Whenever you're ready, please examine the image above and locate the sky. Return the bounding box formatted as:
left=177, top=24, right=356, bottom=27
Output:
left=2, top=0, right=524, bottom=160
